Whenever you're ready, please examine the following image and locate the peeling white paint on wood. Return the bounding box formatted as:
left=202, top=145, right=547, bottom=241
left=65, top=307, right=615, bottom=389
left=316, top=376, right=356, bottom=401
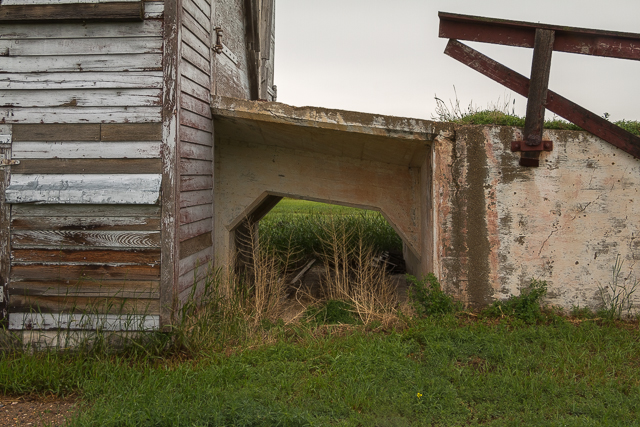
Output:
left=0, top=72, right=163, bottom=90
left=2, top=54, right=162, bottom=73
left=3, top=0, right=140, bottom=4
left=1, top=107, right=162, bottom=123
left=0, top=20, right=161, bottom=39
left=13, top=141, right=161, bottom=159
left=8, top=312, right=159, bottom=331
left=0, top=38, right=161, bottom=56
left=144, top=1, right=163, bottom=18
left=6, top=174, right=161, bottom=204
left=12, top=229, right=161, bottom=248
left=0, top=89, right=161, bottom=108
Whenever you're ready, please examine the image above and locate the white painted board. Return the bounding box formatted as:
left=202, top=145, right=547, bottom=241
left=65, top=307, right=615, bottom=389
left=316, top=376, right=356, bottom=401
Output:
left=6, top=174, right=161, bottom=204
left=9, top=312, right=159, bottom=331
left=12, top=141, right=161, bottom=159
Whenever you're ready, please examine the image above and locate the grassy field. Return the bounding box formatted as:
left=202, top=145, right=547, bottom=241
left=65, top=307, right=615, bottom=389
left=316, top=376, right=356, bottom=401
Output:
left=1, top=200, right=639, bottom=426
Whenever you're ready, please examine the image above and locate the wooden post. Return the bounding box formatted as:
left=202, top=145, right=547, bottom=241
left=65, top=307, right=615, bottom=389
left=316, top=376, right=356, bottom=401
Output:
left=521, top=28, right=555, bottom=167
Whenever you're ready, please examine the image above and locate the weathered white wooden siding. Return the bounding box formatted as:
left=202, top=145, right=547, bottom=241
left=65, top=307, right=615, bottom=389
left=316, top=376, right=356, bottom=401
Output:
left=177, top=0, right=214, bottom=303
left=1, top=2, right=165, bottom=330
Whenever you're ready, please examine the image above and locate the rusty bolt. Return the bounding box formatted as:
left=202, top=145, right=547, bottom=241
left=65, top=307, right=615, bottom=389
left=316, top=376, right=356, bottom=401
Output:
left=544, top=142, right=552, bottom=150
left=514, top=143, right=520, bottom=150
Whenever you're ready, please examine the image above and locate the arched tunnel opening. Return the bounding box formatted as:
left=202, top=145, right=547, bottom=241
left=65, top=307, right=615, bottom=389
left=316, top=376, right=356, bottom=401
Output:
left=232, top=194, right=412, bottom=304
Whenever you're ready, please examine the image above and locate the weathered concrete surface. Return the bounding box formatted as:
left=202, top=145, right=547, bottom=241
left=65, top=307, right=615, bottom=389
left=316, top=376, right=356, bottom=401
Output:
left=212, top=96, right=453, bottom=276
left=435, top=125, right=640, bottom=312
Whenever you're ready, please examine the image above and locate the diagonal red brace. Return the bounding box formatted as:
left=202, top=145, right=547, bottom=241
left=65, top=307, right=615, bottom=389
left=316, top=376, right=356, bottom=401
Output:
left=444, top=39, right=640, bottom=160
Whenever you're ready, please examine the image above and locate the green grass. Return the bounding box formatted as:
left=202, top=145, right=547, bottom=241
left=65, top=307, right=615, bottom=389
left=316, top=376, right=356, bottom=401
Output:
left=2, top=317, right=639, bottom=426
left=259, top=199, right=403, bottom=260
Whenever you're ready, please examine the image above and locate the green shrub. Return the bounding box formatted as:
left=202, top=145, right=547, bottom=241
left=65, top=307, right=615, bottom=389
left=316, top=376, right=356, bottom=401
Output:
left=407, top=274, right=460, bottom=317
left=483, top=279, right=548, bottom=324
left=304, top=300, right=359, bottom=325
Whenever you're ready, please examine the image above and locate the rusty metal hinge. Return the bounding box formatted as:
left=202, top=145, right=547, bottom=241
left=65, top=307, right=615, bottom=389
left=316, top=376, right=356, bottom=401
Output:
left=213, top=27, right=224, bottom=54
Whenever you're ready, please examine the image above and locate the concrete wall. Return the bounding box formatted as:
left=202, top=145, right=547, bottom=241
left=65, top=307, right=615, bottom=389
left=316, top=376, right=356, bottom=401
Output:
left=435, top=125, right=640, bottom=313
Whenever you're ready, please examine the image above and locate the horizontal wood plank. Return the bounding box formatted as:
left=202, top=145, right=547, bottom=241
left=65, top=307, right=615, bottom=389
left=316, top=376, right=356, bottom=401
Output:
left=180, top=92, right=212, bottom=118
left=180, top=60, right=210, bottom=88
left=12, top=230, right=161, bottom=248
left=1, top=107, right=162, bottom=124
left=9, top=295, right=160, bottom=315
left=6, top=173, right=161, bottom=204
left=12, top=248, right=161, bottom=264
left=12, top=204, right=160, bottom=218
left=181, top=10, right=209, bottom=47
left=0, top=37, right=161, bottom=56
left=180, top=110, right=213, bottom=132
left=181, top=26, right=210, bottom=62
left=180, top=158, right=213, bottom=175
left=180, top=189, right=213, bottom=208
left=180, top=141, right=212, bottom=160
left=178, top=245, right=212, bottom=276
left=11, top=158, right=162, bottom=174
left=182, top=0, right=209, bottom=33
left=12, top=141, right=161, bottom=159
left=8, top=312, right=159, bottom=331
left=2, top=54, right=161, bottom=73
left=0, top=19, right=161, bottom=40
left=101, top=123, right=162, bottom=141
left=12, top=263, right=160, bottom=281
left=0, top=2, right=144, bottom=23
left=179, top=218, right=212, bottom=241
left=13, top=123, right=100, bottom=141
left=179, top=203, right=213, bottom=224
left=12, top=216, right=161, bottom=231
left=179, top=231, right=212, bottom=259
left=180, top=76, right=210, bottom=103
left=180, top=175, right=213, bottom=192
left=143, top=1, right=163, bottom=18
left=181, top=42, right=210, bottom=75
left=9, top=281, right=160, bottom=299
left=0, top=89, right=161, bottom=108
left=0, top=72, right=163, bottom=90
left=179, top=125, right=211, bottom=146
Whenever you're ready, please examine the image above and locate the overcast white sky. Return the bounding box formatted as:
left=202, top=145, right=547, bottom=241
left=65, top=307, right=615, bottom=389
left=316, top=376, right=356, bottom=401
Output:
left=274, top=0, right=640, bottom=121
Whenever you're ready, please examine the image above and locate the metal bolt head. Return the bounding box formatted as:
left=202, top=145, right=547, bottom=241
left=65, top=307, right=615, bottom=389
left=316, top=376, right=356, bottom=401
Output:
left=514, top=143, right=521, bottom=150
left=544, top=142, right=552, bottom=150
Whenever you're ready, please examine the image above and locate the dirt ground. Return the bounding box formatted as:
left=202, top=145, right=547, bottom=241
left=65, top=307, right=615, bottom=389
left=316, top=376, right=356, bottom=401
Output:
left=0, top=396, right=77, bottom=427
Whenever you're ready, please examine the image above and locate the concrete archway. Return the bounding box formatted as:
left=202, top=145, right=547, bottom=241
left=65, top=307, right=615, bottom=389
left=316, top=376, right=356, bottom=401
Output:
left=212, top=97, right=451, bottom=277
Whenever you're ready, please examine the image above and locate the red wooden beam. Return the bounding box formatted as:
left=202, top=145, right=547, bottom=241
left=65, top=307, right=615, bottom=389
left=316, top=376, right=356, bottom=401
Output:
left=439, top=12, right=640, bottom=61
left=444, top=39, right=640, bottom=159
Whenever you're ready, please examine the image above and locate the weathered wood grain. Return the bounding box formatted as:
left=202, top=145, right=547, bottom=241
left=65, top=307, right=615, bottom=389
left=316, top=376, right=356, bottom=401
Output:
left=178, top=262, right=207, bottom=294
left=179, top=232, right=211, bottom=259
left=0, top=37, right=161, bottom=56
left=0, top=2, right=144, bottom=22
left=0, top=89, right=161, bottom=108
left=180, top=189, right=213, bottom=208
left=101, top=123, right=162, bottom=141
left=181, top=43, right=210, bottom=75
left=12, top=204, right=160, bottom=218
left=12, top=216, right=161, bottom=231
left=9, top=281, right=160, bottom=299
left=12, top=248, right=161, bottom=264
left=144, top=1, right=163, bottom=18
left=1, top=107, right=162, bottom=124
left=0, top=20, right=161, bottom=39
left=12, top=230, right=161, bottom=248
left=9, top=295, right=160, bottom=315
left=182, top=0, right=209, bottom=33
left=180, top=110, right=213, bottom=132
left=189, top=0, right=210, bottom=19
left=180, top=141, right=212, bottom=160
left=0, top=134, right=10, bottom=322
left=180, top=175, right=213, bottom=192
left=178, top=246, right=211, bottom=275
left=180, top=125, right=212, bottom=146
left=179, top=218, right=212, bottom=241
left=2, top=54, right=161, bottom=73
left=6, top=174, right=161, bottom=204
left=8, top=312, right=159, bottom=331
left=12, top=264, right=160, bottom=281
left=180, top=158, right=213, bottom=175
left=180, top=92, right=212, bottom=118
left=3, top=0, right=140, bottom=5
left=181, top=10, right=209, bottom=46
left=12, top=124, right=100, bottom=141
left=11, top=158, right=162, bottom=174
left=180, top=60, right=210, bottom=88
left=0, top=72, right=163, bottom=90
left=12, top=141, right=162, bottom=159
left=181, top=27, right=209, bottom=62
left=181, top=76, right=210, bottom=103
left=180, top=203, right=213, bottom=224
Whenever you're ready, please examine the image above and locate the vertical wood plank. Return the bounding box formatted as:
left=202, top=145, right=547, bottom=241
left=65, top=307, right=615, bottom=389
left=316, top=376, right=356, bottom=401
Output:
left=0, top=125, right=10, bottom=323
left=160, top=0, right=180, bottom=329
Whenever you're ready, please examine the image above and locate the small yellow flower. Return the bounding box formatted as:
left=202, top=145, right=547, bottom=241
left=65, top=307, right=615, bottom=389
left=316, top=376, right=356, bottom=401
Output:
left=417, top=393, right=422, bottom=398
